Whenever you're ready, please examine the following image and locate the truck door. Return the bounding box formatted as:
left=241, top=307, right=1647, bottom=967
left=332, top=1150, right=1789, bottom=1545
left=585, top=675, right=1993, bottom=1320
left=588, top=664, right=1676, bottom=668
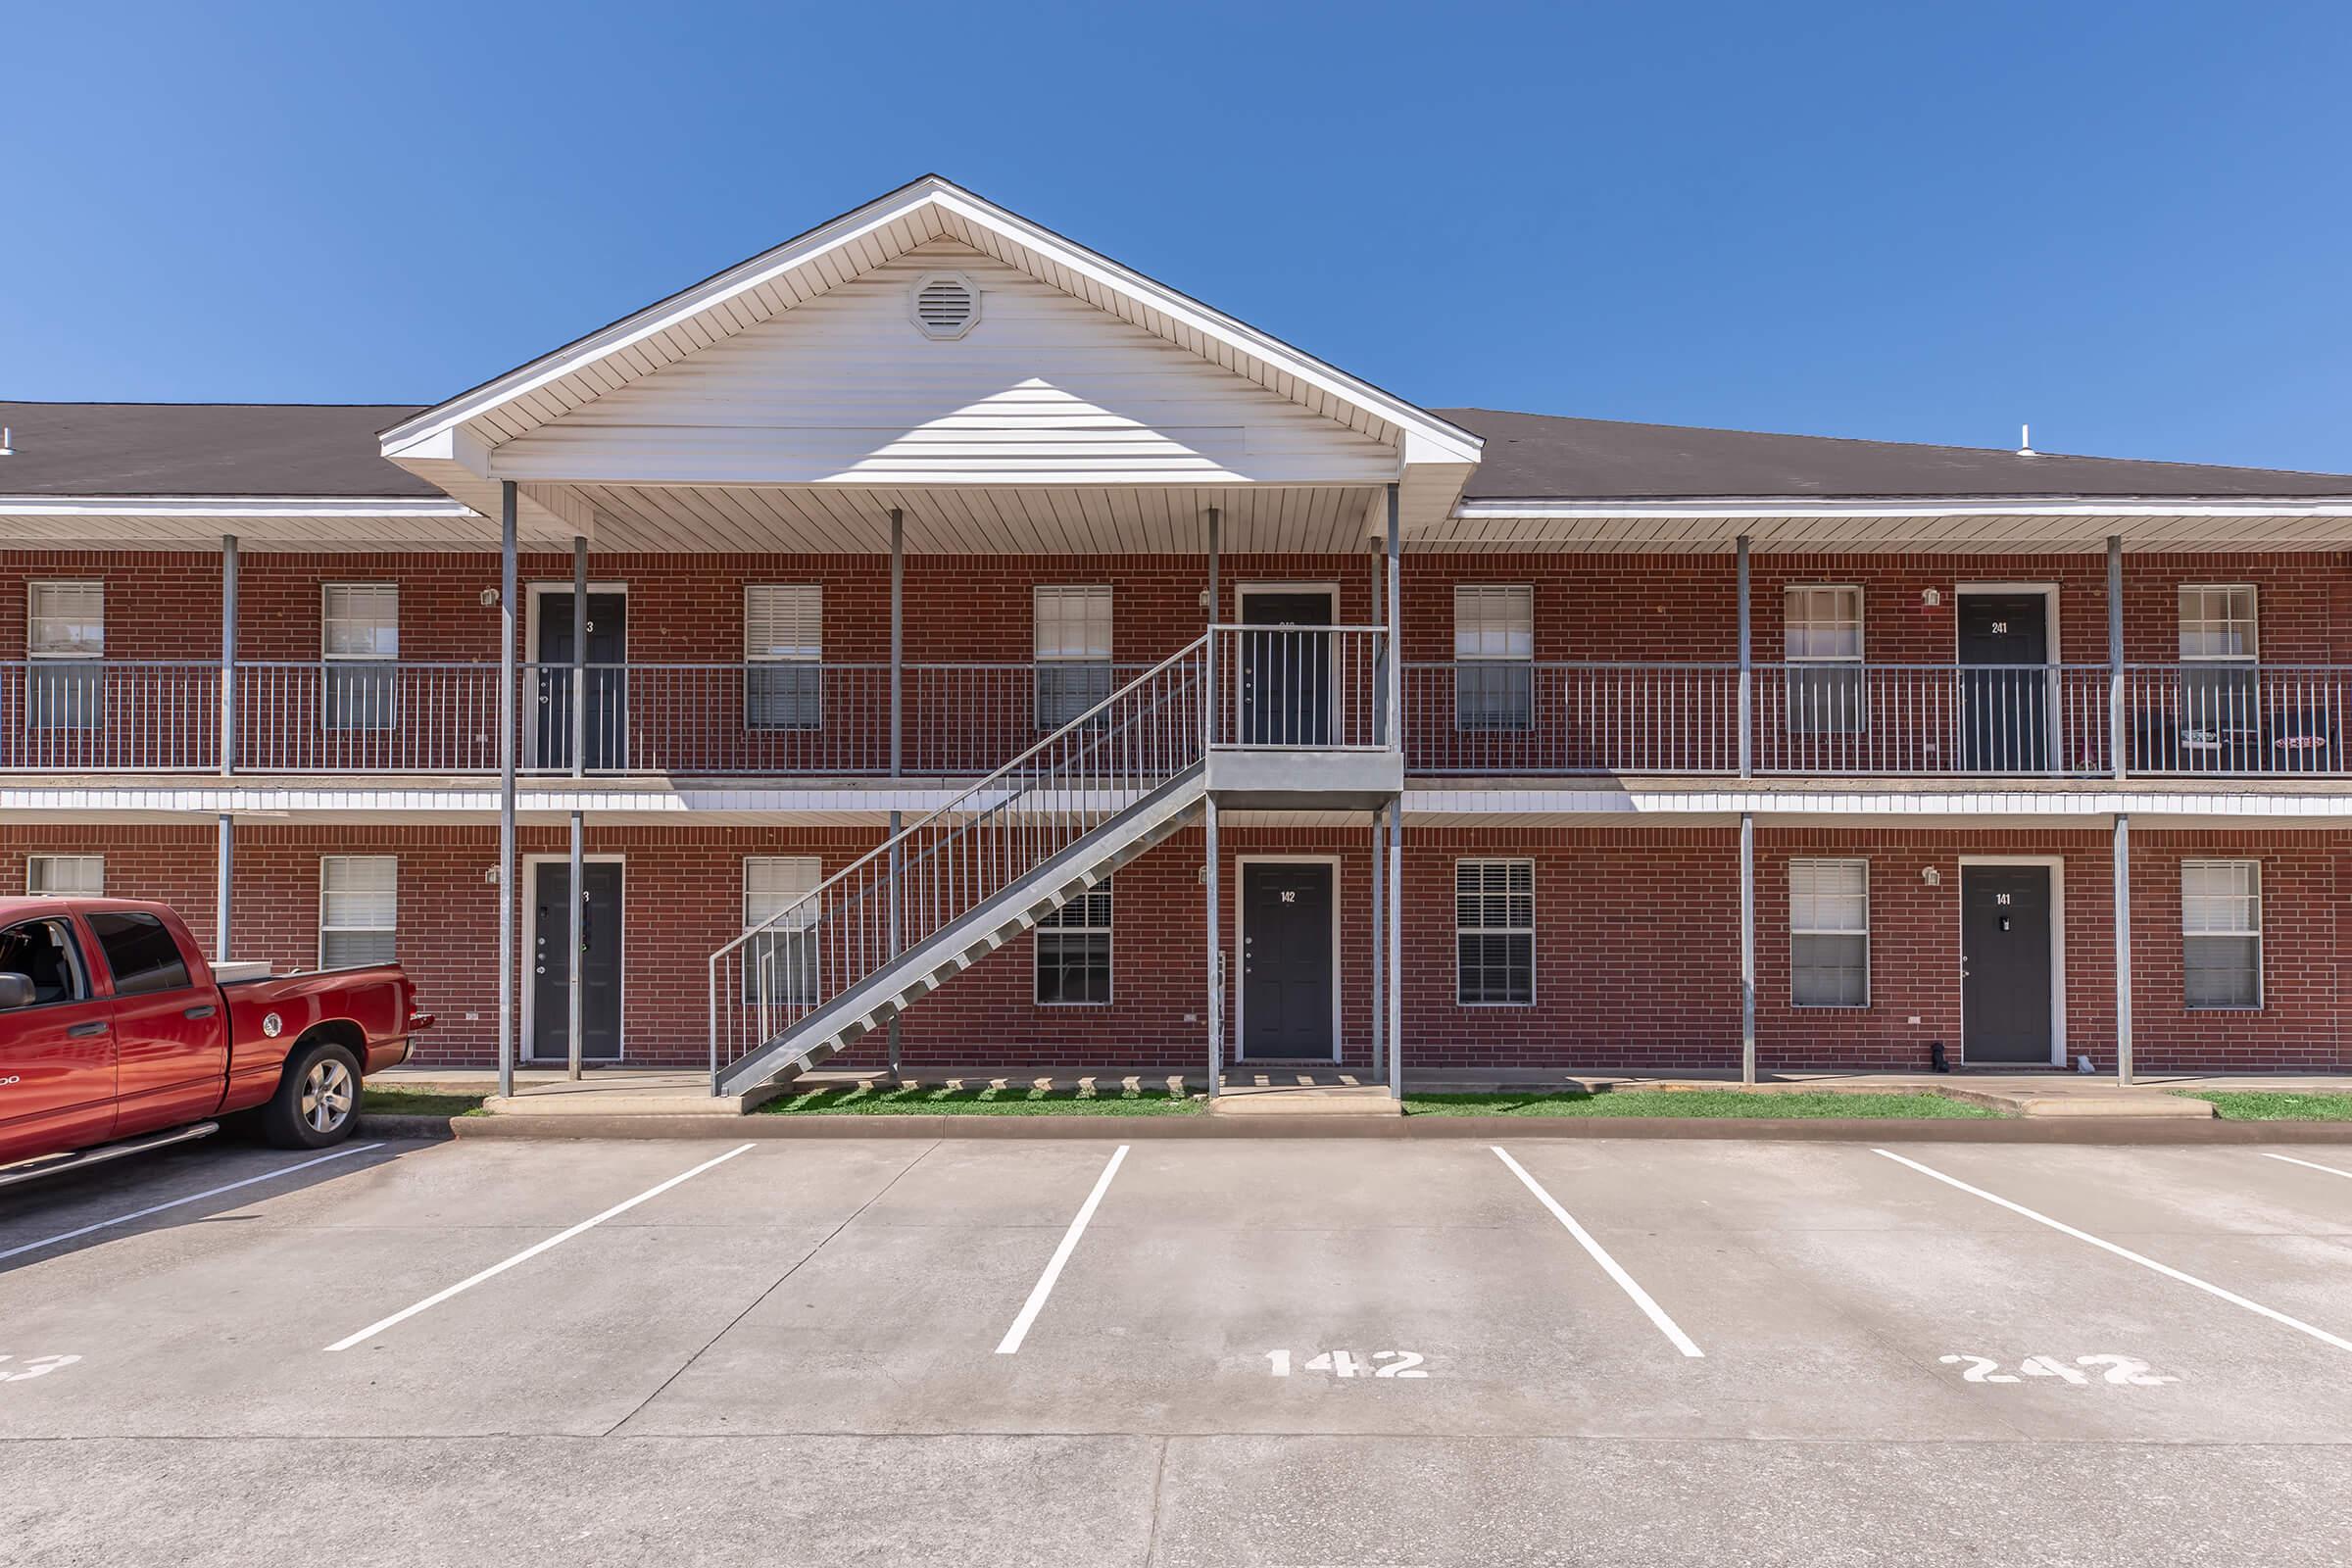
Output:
left=0, top=914, right=117, bottom=1160
left=82, top=909, right=226, bottom=1137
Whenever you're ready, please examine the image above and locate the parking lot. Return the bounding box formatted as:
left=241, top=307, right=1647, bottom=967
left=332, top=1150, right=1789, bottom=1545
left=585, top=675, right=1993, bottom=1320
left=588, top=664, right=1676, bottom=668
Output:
left=7, top=1134, right=2352, bottom=1565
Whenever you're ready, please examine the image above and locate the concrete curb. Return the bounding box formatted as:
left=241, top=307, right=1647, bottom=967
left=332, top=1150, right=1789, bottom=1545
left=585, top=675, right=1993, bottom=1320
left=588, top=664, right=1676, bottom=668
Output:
left=355, top=1113, right=463, bottom=1141
left=444, top=1112, right=2352, bottom=1144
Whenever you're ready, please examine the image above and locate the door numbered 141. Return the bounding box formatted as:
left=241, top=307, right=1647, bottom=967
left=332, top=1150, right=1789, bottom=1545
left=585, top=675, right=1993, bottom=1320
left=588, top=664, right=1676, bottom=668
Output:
left=1263, top=1349, right=1426, bottom=1378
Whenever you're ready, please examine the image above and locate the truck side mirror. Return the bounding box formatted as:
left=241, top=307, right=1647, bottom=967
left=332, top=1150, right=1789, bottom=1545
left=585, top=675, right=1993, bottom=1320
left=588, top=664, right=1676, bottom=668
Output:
left=0, top=973, right=35, bottom=1009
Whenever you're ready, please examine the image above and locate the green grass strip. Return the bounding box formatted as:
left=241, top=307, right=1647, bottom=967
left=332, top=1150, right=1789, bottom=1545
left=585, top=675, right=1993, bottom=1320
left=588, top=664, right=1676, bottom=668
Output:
left=2174, top=1091, right=2352, bottom=1122
left=1402, top=1089, right=2001, bottom=1119
left=760, top=1084, right=1203, bottom=1116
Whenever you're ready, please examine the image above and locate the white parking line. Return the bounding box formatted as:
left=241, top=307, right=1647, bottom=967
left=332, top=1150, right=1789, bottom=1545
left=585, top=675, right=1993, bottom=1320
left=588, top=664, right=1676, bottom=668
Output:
left=2262, top=1152, right=2352, bottom=1183
left=1875, top=1148, right=2352, bottom=1356
left=0, top=1144, right=385, bottom=1265
left=324, top=1143, right=755, bottom=1352
left=1492, top=1146, right=1704, bottom=1358
left=995, top=1144, right=1128, bottom=1355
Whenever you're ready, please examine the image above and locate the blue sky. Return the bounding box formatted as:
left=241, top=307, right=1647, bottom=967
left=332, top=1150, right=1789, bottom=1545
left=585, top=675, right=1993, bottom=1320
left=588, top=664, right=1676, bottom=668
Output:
left=6, top=1, right=2348, bottom=472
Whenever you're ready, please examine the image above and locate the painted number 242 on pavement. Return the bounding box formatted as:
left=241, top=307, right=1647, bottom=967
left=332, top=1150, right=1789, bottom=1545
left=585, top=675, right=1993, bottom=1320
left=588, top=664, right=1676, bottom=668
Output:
left=1264, top=1349, right=1426, bottom=1378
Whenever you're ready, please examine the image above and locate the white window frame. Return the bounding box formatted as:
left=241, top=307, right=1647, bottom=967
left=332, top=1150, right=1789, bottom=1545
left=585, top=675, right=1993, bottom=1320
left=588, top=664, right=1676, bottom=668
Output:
left=1454, top=858, right=1536, bottom=1006
left=1033, top=584, right=1114, bottom=728
left=26, top=580, right=104, bottom=660
left=1789, top=858, right=1871, bottom=1008
left=1034, top=879, right=1113, bottom=1005
left=2181, top=858, right=2263, bottom=1010
left=1452, top=584, right=1535, bottom=732
left=2178, top=584, right=2259, bottom=664
left=745, top=584, right=824, bottom=731
left=318, top=855, right=397, bottom=969
left=321, top=582, right=399, bottom=730
left=25, top=855, right=104, bottom=896
left=743, top=856, right=822, bottom=1006
left=1784, top=585, right=1866, bottom=736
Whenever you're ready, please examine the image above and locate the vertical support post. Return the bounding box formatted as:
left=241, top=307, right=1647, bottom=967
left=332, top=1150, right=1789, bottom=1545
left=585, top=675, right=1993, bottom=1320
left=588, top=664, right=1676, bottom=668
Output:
left=1204, top=795, right=1221, bottom=1098
left=497, top=481, right=518, bottom=1101
left=567, top=538, right=587, bottom=1083
left=888, top=508, right=905, bottom=1081
left=1385, top=485, right=1401, bottom=757
left=2114, top=811, right=2133, bottom=1086
left=1205, top=507, right=1221, bottom=746
left=219, top=533, right=238, bottom=778
left=215, top=813, right=233, bottom=964
left=1370, top=549, right=1387, bottom=747
left=1736, top=535, right=1753, bottom=780
left=1386, top=796, right=1402, bottom=1101
left=1740, top=810, right=1757, bottom=1085
left=1369, top=807, right=1385, bottom=1079
left=2107, top=534, right=2126, bottom=781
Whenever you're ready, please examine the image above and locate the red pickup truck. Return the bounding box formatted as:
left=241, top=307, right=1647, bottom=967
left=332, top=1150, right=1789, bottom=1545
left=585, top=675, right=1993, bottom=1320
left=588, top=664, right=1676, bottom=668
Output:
left=0, top=898, right=429, bottom=1182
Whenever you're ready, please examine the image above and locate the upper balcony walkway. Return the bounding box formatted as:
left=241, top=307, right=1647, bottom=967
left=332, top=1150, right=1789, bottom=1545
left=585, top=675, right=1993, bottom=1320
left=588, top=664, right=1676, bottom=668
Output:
left=6, top=654, right=2344, bottom=782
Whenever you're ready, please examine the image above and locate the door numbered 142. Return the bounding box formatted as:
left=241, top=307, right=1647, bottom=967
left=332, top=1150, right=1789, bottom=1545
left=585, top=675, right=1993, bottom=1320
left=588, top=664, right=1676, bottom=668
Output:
left=1264, top=1349, right=1426, bottom=1378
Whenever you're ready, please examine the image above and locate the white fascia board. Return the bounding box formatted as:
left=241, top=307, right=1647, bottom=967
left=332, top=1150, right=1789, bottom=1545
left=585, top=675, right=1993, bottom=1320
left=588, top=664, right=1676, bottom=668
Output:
left=380, top=176, right=1480, bottom=469
left=1452, top=496, right=2352, bottom=521
left=0, top=495, right=479, bottom=519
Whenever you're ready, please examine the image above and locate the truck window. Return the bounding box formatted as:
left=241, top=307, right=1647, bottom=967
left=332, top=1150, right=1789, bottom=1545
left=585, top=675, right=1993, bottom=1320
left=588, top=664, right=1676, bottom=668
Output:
left=0, top=918, right=90, bottom=1006
left=86, top=910, right=193, bottom=997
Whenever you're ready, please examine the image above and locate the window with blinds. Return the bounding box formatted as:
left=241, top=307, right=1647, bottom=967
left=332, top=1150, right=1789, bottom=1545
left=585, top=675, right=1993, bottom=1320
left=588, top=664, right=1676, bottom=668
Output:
left=2182, top=859, right=2261, bottom=1008
left=1455, top=858, right=1535, bottom=1004
left=319, top=856, right=397, bottom=968
left=2178, top=586, right=2259, bottom=757
left=746, top=585, right=823, bottom=731
left=1036, top=881, right=1112, bottom=1004
left=1034, top=585, right=1113, bottom=728
left=1790, top=858, right=1869, bottom=1006
left=1785, top=585, right=1866, bottom=735
left=744, top=856, right=821, bottom=1004
left=26, top=581, right=103, bottom=730
left=26, top=855, right=103, bottom=896
left=322, top=583, right=399, bottom=730
left=1453, top=584, right=1534, bottom=731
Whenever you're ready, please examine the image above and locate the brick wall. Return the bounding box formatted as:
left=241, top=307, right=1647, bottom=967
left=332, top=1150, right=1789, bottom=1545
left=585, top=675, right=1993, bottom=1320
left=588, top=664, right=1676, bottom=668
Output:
left=7, top=820, right=2340, bottom=1074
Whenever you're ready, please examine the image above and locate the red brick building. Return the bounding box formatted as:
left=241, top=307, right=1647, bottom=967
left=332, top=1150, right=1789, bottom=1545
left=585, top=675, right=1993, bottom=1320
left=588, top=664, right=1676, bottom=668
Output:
left=7, top=176, right=2352, bottom=1092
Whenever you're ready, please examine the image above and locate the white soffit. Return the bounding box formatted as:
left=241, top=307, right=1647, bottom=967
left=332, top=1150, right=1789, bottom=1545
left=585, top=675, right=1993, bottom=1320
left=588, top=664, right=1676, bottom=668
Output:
left=380, top=175, right=1482, bottom=479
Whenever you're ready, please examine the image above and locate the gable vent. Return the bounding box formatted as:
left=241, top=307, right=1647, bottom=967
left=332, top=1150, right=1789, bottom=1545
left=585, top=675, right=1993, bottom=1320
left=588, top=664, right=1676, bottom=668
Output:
left=909, top=271, right=980, bottom=339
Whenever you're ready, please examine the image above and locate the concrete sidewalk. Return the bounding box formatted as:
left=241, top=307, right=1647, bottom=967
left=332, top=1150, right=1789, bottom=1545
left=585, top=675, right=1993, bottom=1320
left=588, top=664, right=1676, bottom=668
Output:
left=369, top=1062, right=2352, bottom=1126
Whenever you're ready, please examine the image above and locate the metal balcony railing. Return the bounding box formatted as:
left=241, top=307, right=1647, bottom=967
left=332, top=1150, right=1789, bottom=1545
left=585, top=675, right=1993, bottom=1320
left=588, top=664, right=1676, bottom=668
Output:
left=1210, top=625, right=1390, bottom=751
left=10, top=657, right=2352, bottom=781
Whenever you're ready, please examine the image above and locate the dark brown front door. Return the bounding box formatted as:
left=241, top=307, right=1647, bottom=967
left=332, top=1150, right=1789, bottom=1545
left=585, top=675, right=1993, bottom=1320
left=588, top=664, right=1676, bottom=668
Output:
left=1241, top=861, right=1334, bottom=1059
left=1962, top=864, right=2054, bottom=1064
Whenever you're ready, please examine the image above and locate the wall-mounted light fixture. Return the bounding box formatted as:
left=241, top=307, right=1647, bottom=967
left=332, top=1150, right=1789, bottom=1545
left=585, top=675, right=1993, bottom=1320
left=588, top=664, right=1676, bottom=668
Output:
left=1920, top=588, right=1943, bottom=609
left=480, top=588, right=501, bottom=608
left=1921, top=866, right=1941, bottom=887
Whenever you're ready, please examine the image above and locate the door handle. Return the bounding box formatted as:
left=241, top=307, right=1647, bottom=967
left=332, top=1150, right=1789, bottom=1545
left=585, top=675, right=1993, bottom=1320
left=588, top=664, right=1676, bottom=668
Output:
left=183, top=1004, right=217, bottom=1019
left=68, top=1020, right=109, bottom=1038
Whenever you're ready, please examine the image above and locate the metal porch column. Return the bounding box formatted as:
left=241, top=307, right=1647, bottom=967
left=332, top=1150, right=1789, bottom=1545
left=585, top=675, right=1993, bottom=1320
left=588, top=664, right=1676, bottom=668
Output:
left=2107, top=535, right=2126, bottom=780
left=220, top=533, right=238, bottom=780
left=888, top=508, right=905, bottom=1081
left=1368, top=551, right=1386, bottom=1077
left=567, top=536, right=587, bottom=1082
left=496, top=481, right=518, bottom=1100
left=1204, top=507, right=1221, bottom=1100
left=1385, top=484, right=1402, bottom=1101
left=2114, top=812, right=2133, bottom=1086
left=1740, top=810, right=1756, bottom=1085
left=216, top=534, right=238, bottom=961
left=1736, top=535, right=1752, bottom=780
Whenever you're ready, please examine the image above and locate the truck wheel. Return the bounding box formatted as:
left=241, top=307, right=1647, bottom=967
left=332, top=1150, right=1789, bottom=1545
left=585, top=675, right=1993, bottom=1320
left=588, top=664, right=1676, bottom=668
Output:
left=259, top=1039, right=363, bottom=1150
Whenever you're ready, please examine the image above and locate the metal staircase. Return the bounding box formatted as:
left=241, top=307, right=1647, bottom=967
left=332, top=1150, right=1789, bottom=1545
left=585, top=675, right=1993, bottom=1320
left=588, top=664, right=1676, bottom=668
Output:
left=710, top=636, right=1211, bottom=1096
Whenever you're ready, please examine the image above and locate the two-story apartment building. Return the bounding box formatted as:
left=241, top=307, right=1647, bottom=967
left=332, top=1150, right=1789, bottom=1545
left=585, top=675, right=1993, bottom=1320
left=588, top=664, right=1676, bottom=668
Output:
left=6, top=175, right=2351, bottom=1096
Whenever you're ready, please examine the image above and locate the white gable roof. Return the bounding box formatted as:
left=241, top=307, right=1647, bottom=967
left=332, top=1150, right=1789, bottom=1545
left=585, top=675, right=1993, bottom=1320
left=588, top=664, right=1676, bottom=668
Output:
left=382, top=175, right=1481, bottom=478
